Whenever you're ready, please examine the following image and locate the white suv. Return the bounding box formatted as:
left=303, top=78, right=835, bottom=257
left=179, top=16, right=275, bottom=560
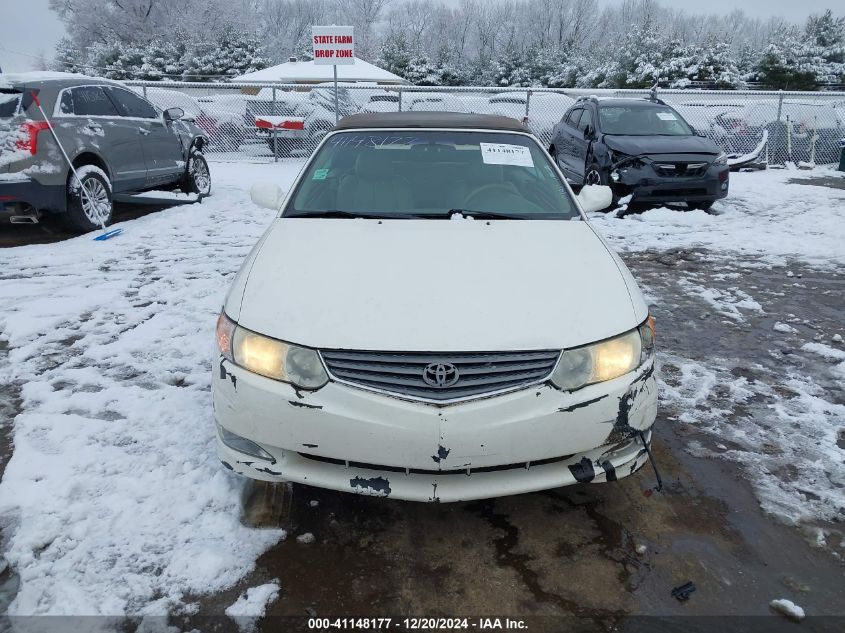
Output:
left=213, top=112, right=658, bottom=502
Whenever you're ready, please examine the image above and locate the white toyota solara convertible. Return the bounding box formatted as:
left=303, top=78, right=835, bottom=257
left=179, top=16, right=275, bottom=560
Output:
left=213, top=112, right=657, bottom=502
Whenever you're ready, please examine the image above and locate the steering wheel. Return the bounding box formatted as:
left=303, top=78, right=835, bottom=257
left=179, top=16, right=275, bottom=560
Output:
left=464, top=183, right=517, bottom=208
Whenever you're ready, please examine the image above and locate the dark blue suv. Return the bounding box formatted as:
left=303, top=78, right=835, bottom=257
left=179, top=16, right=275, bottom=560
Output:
left=548, top=97, right=729, bottom=211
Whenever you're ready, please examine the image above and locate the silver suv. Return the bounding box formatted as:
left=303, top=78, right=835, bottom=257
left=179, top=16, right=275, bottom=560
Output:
left=0, top=73, right=210, bottom=232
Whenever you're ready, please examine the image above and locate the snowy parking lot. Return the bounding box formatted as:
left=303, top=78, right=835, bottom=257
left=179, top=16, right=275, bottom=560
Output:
left=0, top=162, right=843, bottom=621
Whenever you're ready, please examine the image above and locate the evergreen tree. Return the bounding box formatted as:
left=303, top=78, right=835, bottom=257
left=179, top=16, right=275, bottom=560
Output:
left=182, top=29, right=269, bottom=81
left=52, top=38, right=84, bottom=73
left=756, top=25, right=818, bottom=90
left=138, top=40, right=186, bottom=81
left=493, top=46, right=531, bottom=87
left=378, top=33, right=416, bottom=80
left=805, top=10, right=845, bottom=84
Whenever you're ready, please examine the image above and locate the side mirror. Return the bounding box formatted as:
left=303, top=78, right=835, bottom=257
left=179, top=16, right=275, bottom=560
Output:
left=250, top=182, right=285, bottom=210
left=583, top=125, right=594, bottom=140
left=577, top=185, right=613, bottom=213
left=163, top=107, right=184, bottom=121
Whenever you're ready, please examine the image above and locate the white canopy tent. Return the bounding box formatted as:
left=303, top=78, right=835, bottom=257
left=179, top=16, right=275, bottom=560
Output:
left=235, top=57, right=409, bottom=86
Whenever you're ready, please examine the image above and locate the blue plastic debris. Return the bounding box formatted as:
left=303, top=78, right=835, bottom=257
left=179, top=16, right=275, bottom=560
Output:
left=93, top=228, right=123, bottom=241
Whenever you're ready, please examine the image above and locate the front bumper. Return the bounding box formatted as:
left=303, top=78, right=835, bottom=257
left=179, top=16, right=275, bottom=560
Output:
left=212, top=356, right=658, bottom=502
left=611, top=164, right=729, bottom=203
left=0, top=179, right=66, bottom=215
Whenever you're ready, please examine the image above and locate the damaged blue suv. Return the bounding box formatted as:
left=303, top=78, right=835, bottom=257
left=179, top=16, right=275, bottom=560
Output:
left=549, top=96, right=729, bottom=211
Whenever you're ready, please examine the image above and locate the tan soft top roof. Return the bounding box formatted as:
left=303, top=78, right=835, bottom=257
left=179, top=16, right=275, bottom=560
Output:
left=335, top=111, right=528, bottom=132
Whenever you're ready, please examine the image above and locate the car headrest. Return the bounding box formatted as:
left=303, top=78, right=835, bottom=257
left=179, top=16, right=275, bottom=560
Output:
left=354, top=151, right=393, bottom=180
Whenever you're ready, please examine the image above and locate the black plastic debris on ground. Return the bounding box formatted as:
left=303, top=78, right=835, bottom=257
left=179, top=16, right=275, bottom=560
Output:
left=671, top=581, right=696, bottom=602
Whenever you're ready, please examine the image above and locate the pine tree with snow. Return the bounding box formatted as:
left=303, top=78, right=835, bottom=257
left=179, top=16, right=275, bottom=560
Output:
left=610, top=22, right=671, bottom=88
left=138, top=39, right=187, bottom=81
left=378, top=33, right=416, bottom=80
left=756, top=25, right=818, bottom=90
left=675, top=37, right=744, bottom=89
left=805, top=10, right=845, bottom=85
left=182, top=29, right=269, bottom=81
left=526, top=46, right=559, bottom=87
left=404, top=55, right=440, bottom=86
left=493, top=46, right=531, bottom=87
left=52, top=38, right=84, bottom=74
left=736, top=43, right=762, bottom=84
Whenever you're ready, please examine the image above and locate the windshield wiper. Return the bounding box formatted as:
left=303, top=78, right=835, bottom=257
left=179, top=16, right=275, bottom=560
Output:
left=286, top=210, right=428, bottom=219
left=447, top=208, right=527, bottom=220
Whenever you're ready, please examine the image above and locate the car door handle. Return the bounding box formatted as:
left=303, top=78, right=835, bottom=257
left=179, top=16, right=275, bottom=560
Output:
left=138, top=127, right=150, bottom=136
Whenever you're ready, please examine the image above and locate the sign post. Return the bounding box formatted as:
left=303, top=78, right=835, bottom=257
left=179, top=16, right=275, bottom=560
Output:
left=312, top=26, right=355, bottom=125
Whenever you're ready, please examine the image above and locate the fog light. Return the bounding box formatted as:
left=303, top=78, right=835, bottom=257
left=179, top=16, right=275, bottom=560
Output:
left=610, top=170, right=620, bottom=182
left=721, top=182, right=728, bottom=191
left=217, top=424, right=275, bottom=462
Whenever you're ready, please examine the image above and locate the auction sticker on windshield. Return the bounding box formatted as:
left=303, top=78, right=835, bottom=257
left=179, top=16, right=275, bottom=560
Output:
left=480, top=142, right=534, bottom=167
left=656, top=112, right=677, bottom=121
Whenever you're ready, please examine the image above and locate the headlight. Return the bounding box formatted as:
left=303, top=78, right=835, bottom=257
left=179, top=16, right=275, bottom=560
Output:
left=216, top=311, right=328, bottom=389
left=550, top=317, right=655, bottom=392
left=713, top=152, right=728, bottom=166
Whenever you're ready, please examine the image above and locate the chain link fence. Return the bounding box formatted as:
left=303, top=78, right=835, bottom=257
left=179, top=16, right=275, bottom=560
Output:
left=125, top=81, right=845, bottom=167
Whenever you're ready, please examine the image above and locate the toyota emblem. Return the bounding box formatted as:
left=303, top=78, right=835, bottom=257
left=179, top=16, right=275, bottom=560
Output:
left=422, top=362, right=460, bottom=388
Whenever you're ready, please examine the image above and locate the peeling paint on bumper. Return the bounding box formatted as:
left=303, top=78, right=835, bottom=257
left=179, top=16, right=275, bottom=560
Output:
left=212, top=358, right=657, bottom=502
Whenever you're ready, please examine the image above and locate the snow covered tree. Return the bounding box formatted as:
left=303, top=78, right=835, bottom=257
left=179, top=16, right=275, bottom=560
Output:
left=52, top=38, right=84, bottom=73
left=378, top=32, right=417, bottom=79
left=755, top=25, right=819, bottom=90
left=668, top=38, right=744, bottom=89
left=735, top=42, right=762, bottom=83
left=804, top=10, right=845, bottom=84
left=137, top=40, right=187, bottom=81
left=527, top=46, right=562, bottom=87
left=610, top=22, right=670, bottom=87
left=182, top=29, right=269, bottom=81
left=404, top=55, right=440, bottom=85
left=493, top=47, right=531, bottom=87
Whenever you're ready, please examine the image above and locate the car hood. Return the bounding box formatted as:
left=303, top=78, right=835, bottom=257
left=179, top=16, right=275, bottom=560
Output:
left=232, top=218, right=644, bottom=352
left=604, top=134, right=720, bottom=156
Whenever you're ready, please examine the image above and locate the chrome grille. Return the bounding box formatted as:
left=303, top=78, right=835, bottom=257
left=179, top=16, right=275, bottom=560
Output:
left=320, top=349, right=561, bottom=402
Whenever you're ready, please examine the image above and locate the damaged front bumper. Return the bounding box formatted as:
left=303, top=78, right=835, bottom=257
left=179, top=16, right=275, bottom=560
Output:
left=610, top=159, right=729, bottom=204
left=212, top=358, right=658, bottom=502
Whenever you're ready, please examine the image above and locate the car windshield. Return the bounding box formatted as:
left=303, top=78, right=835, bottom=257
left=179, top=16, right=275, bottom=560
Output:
left=286, top=130, right=579, bottom=220
left=599, top=104, right=693, bottom=136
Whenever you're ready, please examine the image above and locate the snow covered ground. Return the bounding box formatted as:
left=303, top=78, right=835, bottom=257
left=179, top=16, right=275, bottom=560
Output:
left=0, top=160, right=842, bottom=615
left=589, top=167, right=845, bottom=271
left=0, top=161, right=302, bottom=615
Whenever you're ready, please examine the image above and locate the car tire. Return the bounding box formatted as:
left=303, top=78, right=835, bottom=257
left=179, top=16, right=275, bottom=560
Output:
left=583, top=164, right=619, bottom=211
left=185, top=153, right=212, bottom=197
left=64, top=167, right=113, bottom=233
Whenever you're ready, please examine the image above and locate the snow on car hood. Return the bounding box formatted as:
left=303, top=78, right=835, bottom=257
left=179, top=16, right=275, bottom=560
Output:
left=232, top=218, right=643, bottom=352
left=604, top=134, right=721, bottom=157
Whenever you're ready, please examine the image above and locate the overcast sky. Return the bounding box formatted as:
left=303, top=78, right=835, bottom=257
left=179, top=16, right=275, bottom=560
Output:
left=0, top=0, right=840, bottom=72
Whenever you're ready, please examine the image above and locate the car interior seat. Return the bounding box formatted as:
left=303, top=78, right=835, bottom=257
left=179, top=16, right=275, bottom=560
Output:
left=337, top=150, right=414, bottom=214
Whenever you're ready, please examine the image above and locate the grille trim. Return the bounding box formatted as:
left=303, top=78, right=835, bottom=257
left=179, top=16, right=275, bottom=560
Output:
left=298, top=452, right=576, bottom=475
left=320, top=349, right=561, bottom=404
left=653, top=162, right=709, bottom=177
